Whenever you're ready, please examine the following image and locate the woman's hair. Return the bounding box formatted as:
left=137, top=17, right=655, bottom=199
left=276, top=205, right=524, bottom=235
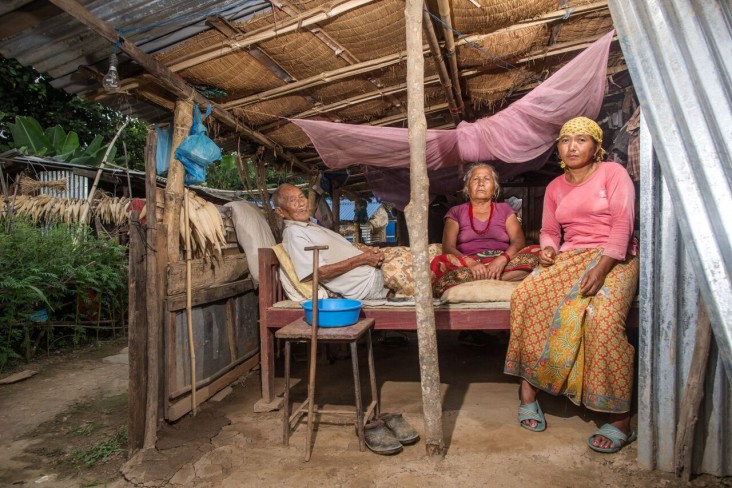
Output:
left=462, top=162, right=501, bottom=200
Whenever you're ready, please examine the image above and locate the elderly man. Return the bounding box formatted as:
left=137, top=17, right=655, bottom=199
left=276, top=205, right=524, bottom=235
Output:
left=273, top=183, right=391, bottom=300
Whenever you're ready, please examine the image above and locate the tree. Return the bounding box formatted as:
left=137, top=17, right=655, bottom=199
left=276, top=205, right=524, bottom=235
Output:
left=0, top=56, right=148, bottom=169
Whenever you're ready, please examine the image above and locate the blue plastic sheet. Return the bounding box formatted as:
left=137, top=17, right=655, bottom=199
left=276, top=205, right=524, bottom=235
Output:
left=154, top=122, right=173, bottom=175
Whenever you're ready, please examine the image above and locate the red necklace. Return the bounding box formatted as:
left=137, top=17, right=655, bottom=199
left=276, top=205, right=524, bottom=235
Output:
left=469, top=201, right=493, bottom=235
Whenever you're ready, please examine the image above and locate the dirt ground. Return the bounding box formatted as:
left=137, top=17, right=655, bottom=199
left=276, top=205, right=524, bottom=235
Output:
left=1, top=333, right=730, bottom=488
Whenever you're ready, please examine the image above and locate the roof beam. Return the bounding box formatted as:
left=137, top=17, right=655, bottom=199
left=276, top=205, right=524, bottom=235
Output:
left=222, top=5, right=612, bottom=110
left=49, top=0, right=312, bottom=174
left=167, top=0, right=378, bottom=73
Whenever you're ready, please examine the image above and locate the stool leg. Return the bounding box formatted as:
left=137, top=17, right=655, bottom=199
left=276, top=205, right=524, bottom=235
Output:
left=350, top=340, right=365, bottom=452
left=366, top=330, right=379, bottom=417
left=283, top=340, right=292, bottom=446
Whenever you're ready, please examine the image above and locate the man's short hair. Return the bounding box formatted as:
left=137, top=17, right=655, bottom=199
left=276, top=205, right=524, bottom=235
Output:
left=272, top=184, right=288, bottom=209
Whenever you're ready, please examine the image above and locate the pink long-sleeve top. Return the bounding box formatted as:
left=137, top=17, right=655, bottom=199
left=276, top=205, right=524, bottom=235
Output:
left=540, top=162, right=635, bottom=261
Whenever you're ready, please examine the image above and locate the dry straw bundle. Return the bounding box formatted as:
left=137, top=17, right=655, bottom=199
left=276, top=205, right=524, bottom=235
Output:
left=17, top=175, right=68, bottom=195
left=320, top=0, right=406, bottom=60
left=457, top=24, right=547, bottom=68
left=466, top=69, right=531, bottom=109
left=452, top=0, right=556, bottom=33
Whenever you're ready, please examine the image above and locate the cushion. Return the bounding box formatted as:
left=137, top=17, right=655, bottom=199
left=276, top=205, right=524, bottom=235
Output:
left=440, top=279, right=519, bottom=304
left=271, top=244, right=328, bottom=301
left=224, top=201, right=275, bottom=286
left=380, top=244, right=442, bottom=296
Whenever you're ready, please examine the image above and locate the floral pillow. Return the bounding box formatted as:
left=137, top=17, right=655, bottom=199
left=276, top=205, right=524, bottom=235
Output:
left=380, top=244, right=442, bottom=296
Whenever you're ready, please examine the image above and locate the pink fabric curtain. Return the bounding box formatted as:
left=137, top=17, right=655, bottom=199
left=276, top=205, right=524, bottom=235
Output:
left=289, top=30, right=613, bottom=170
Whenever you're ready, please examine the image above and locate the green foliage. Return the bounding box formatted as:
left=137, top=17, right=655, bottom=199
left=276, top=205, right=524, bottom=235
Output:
left=0, top=56, right=148, bottom=168
left=8, top=116, right=118, bottom=166
left=0, top=220, right=128, bottom=370
left=71, top=426, right=128, bottom=467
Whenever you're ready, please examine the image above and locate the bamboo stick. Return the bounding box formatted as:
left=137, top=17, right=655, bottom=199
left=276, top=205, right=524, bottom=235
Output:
left=78, top=120, right=129, bottom=227
left=422, top=8, right=461, bottom=126
left=304, top=245, right=327, bottom=462
left=436, top=0, right=465, bottom=116
left=405, top=0, right=445, bottom=457
left=184, top=189, right=197, bottom=416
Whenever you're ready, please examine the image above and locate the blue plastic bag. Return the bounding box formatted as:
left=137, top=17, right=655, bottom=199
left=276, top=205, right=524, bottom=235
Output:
left=175, top=104, right=222, bottom=185
left=155, top=121, right=173, bottom=175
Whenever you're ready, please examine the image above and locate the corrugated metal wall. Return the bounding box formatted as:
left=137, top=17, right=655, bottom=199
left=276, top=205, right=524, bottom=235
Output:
left=608, top=0, right=732, bottom=476
left=39, top=170, right=88, bottom=199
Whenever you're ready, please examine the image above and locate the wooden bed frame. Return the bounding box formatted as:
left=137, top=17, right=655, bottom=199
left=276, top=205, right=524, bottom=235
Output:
left=257, top=247, right=638, bottom=406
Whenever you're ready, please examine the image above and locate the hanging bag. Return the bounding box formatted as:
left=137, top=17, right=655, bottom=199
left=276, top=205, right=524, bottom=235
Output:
left=175, top=104, right=222, bottom=185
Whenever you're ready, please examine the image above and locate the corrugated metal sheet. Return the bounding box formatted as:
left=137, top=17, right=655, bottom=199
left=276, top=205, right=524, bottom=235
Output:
left=608, top=0, right=732, bottom=476
left=39, top=170, right=88, bottom=199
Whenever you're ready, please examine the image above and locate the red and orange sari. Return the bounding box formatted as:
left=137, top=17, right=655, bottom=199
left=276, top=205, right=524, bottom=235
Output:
left=430, top=245, right=540, bottom=297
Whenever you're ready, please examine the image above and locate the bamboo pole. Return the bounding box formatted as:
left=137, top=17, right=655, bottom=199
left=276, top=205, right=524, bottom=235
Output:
left=183, top=189, right=197, bottom=416
left=422, top=8, right=461, bottom=126
left=164, top=99, right=194, bottom=262
left=405, top=0, right=444, bottom=457
left=435, top=0, right=465, bottom=117
left=143, top=130, right=160, bottom=449
left=78, top=120, right=128, bottom=227
left=304, top=245, right=327, bottom=462
left=674, top=297, right=713, bottom=480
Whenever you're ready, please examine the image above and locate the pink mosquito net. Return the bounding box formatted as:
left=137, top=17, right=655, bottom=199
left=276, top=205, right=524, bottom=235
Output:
left=290, top=30, right=614, bottom=208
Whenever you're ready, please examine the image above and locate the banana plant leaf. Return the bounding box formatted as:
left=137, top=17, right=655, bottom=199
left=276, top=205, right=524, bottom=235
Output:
left=8, top=116, right=52, bottom=155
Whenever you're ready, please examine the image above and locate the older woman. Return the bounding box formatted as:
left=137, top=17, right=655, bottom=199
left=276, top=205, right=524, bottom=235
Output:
left=430, top=163, right=539, bottom=296
left=504, top=117, right=638, bottom=454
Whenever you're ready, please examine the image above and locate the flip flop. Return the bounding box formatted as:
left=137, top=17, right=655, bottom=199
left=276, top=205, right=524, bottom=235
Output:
left=587, top=423, right=637, bottom=453
left=518, top=385, right=546, bottom=432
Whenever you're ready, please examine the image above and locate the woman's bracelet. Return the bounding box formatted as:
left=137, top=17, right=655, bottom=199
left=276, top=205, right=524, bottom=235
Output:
left=500, top=252, right=512, bottom=263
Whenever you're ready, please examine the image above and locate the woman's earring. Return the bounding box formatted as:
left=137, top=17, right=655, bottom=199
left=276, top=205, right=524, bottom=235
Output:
left=559, top=160, right=566, bottom=169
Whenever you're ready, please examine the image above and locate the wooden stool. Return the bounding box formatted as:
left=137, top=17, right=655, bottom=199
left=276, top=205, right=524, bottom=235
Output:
left=276, top=318, right=379, bottom=454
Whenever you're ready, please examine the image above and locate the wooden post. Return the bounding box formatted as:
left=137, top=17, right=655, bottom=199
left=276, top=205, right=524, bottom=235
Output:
left=674, top=297, right=713, bottom=480
left=164, top=99, right=194, bottom=262
left=405, top=0, right=445, bottom=457
left=332, top=186, right=341, bottom=232
left=307, top=172, right=319, bottom=217
left=127, top=212, right=147, bottom=453
left=143, top=130, right=160, bottom=449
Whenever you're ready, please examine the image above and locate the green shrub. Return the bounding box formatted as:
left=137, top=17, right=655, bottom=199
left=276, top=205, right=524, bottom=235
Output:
left=0, top=220, right=127, bottom=369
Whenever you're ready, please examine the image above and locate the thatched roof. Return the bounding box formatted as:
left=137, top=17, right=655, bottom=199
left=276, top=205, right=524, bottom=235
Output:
left=0, top=0, right=632, bottom=194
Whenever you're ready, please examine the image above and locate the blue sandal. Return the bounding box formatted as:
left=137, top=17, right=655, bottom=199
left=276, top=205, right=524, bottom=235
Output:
left=587, top=423, right=637, bottom=453
left=518, top=400, right=547, bottom=432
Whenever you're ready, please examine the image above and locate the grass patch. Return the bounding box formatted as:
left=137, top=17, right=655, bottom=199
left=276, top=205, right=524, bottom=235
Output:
left=71, top=426, right=127, bottom=467
left=70, top=421, right=99, bottom=436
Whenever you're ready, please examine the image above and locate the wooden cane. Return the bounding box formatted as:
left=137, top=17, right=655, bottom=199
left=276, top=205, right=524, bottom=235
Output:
left=304, top=245, right=328, bottom=462
left=184, top=189, right=197, bottom=416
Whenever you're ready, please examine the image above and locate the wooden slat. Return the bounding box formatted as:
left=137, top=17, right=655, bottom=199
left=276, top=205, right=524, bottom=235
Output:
left=166, top=254, right=249, bottom=295
left=167, top=354, right=259, bottom=421
left=166, top=279, right=254, bottom=312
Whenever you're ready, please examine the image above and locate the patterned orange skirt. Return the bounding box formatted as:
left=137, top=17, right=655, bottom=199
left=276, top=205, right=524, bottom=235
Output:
left=430, top=245, right=540, bottom=297
left=503, top=248, right=639, bottom=413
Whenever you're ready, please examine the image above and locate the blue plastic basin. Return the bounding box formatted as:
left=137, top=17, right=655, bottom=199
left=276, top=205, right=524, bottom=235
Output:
left=301, top=299, right=362, bottom=328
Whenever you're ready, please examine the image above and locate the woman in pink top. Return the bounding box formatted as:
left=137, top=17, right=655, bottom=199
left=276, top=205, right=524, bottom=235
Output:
left=430, top=163, right=539, bottom=296
left=504, top=117, right=639, bottom=454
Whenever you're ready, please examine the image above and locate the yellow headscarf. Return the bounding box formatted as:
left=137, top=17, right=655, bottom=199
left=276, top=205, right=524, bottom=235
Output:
left=557, top=116, right=606, bottom=165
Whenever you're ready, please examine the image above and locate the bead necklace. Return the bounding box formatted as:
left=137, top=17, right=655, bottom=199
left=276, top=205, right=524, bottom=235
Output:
left=469, top=201, right=493, bottom=235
